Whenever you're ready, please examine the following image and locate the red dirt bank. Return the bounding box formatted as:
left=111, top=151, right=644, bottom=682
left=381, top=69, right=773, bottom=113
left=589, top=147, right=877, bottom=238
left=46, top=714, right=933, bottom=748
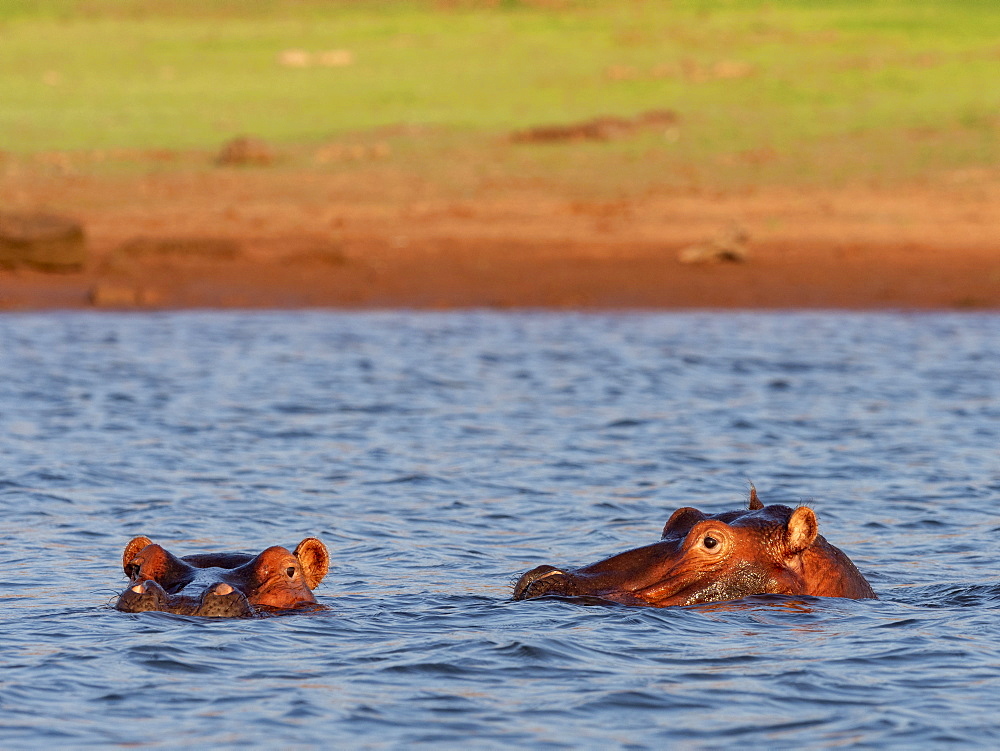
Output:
left=1, top=167, right=998, bottom=310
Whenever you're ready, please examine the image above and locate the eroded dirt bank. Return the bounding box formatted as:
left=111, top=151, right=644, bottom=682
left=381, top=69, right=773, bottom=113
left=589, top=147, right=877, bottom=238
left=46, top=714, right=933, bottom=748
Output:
left=2, top=167, right=998, bottom=310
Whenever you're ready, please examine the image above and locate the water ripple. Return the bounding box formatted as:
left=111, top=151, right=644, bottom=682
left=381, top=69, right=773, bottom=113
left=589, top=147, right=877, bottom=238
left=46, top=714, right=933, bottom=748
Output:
left=0, top=311, right=998, bottom=748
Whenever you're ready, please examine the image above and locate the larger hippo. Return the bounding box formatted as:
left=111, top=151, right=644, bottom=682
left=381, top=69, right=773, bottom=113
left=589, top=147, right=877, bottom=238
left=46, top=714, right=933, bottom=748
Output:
left=116, top=536, right=329, bottom=617
left=513, top=488, right=875, bottom=607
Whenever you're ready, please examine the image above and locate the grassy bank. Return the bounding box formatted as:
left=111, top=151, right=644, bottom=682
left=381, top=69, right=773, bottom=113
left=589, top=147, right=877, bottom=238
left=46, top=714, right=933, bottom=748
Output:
left=1, top=0, right=998, bottom=189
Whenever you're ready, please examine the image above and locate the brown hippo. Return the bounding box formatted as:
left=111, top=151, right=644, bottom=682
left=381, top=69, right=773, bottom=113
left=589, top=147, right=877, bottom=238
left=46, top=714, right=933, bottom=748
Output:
left=513, top=487, right=876, bottom=607
left=115, top=536, right=329, bottom=617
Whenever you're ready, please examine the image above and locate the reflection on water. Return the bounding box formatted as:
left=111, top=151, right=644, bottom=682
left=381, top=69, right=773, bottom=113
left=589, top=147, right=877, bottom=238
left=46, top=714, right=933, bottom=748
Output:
left=0, top=311, right=998, bottom=747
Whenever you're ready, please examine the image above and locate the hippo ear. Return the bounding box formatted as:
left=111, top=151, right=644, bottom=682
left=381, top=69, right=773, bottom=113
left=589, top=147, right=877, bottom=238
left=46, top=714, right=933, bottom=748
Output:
left=662, top=507, right=706, bottom=538
left=123, top=536, right=153, bottom=574
left=294, top=538, right=329, bottom=590
left=748, top=483, right=764, bottom=510
left=785, top=507, right=818, bottom=554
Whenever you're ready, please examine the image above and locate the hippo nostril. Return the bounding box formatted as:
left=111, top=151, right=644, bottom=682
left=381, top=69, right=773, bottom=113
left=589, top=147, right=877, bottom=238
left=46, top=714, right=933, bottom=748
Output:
left=534, top=568, right=566, bottom=581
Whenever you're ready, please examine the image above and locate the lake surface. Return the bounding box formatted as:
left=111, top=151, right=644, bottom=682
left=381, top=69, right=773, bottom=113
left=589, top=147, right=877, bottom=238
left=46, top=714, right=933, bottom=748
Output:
left=1, top=311, right=998, bottom=749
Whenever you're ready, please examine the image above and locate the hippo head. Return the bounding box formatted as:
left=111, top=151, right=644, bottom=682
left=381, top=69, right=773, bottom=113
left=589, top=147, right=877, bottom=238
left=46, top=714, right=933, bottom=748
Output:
left=513, top=487, right=875, bottom=607
left=116, top=536, right=330, bottom=617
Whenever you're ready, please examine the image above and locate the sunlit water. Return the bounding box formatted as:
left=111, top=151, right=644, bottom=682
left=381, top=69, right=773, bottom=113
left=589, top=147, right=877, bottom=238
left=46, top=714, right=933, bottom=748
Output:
left=1, top=311, right=998, bottom=749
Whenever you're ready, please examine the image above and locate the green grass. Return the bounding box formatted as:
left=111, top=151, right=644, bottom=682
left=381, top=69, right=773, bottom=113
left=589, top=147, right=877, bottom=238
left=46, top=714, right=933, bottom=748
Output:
left=1, top=0, right=998, bottom=187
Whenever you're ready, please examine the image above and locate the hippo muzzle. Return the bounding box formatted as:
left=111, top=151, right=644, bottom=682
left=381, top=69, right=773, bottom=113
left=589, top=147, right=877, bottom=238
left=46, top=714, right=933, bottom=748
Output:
left=512, top=566, right=575, bottom=600
left=512, top=562, right=652, bottom=605
left=116, top=578, right=256, bottom=618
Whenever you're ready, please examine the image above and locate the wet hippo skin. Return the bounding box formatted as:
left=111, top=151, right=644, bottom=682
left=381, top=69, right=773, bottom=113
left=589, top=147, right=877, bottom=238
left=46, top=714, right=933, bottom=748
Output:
left=116, top=536, right=329, bottom=617
left=514, top=487, right=876, bottom=607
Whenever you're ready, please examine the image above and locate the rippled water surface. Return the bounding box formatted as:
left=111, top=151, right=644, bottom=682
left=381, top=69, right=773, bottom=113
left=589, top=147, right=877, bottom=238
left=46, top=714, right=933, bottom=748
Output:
left=1, top=311, right=998, bottom=749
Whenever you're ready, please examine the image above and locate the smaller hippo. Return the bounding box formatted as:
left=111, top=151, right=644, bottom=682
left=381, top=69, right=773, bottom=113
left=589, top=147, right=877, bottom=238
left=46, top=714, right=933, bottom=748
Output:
left=116, top=536, right=329, bottom=617
left=513, top=487, right=876, bottom=607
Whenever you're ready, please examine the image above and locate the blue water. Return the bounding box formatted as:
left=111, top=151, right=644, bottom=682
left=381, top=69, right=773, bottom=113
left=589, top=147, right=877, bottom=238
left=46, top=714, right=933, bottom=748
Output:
left=1, top=311, right=998, bottom=749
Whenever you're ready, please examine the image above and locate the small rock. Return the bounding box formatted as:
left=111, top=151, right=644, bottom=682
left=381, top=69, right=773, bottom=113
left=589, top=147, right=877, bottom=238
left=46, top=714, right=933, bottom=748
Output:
left=511, top=110, right=679, bottom=144
left=0, top=211, right=86, bottom=272
left=511, top=117, right=631, bottom=143
left=215, top=136, right=276, bottom=166
left=277, top=49, right=312, bottom=68
left=678, top=224, right=750, bottom=264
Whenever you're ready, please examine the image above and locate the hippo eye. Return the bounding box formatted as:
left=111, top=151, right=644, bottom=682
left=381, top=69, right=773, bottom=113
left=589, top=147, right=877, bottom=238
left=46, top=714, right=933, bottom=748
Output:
left=285, top=566, right=296, bottom=578
left=703, top=535, right=719, bottom=550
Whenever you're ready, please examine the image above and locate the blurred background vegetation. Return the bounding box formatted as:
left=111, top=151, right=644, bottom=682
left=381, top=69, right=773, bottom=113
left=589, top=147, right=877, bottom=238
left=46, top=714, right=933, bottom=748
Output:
left=1, top=0, right=997, bottom=191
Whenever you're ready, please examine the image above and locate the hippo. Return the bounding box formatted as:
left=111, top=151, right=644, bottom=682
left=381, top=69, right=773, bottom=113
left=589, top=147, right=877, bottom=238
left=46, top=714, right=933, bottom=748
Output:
left=513, top=487, right=876, bottom=607
left=115, top=536, right=329, bottom=617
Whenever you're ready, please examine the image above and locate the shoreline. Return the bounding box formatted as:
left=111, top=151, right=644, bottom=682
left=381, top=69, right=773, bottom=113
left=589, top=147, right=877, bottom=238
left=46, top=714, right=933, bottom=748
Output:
left=3, top=235, right=996, bottom=312
left=2, top=170, right=998, bottom=312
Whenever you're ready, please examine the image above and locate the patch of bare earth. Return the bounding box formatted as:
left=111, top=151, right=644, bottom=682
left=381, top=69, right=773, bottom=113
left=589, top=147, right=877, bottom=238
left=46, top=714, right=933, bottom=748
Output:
left=0, top=146, right=998, bottom=310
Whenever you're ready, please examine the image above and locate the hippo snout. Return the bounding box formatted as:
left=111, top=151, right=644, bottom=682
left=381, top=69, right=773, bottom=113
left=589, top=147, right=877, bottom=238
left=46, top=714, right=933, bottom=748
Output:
left=512, top=565, right=573, bottom=600
left=116, top=579, right=255, bottom=618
